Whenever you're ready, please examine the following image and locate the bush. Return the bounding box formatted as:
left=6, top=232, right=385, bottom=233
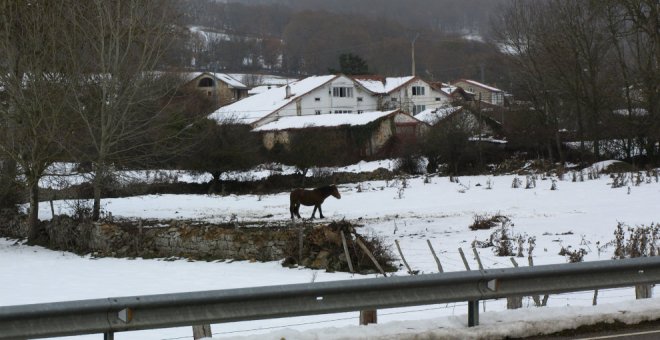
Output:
left=559, top=246, right=587, bottom=263
left=469, top=213, right=509, bottom=231
left=393, top=154, right=425, bottom=175
left=613, top=222, right=659, bottom=259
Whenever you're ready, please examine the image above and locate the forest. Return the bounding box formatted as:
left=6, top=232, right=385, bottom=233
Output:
left=170, top=0, right=510, bottom=84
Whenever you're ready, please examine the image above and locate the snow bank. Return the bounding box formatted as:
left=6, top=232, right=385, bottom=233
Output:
left=221, top=299, right=660, bottom=340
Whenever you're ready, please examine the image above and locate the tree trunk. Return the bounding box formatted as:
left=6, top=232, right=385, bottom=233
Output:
left=27, top=179, right=42, bottom=244
left=0, top=158, right=17, bottom=210
left=92, top=165, right=104, bottom=221
left=208, top=171, right=221, bottom=194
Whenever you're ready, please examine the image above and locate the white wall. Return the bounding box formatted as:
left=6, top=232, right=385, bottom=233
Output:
left=263, top=75, right=380, bottom=125
left=388, top=79, right=450, bottom=114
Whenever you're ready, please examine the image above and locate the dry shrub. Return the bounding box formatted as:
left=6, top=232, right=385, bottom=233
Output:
left=613, top=222, right=659, bottom=259
left=469, top=214, right=510, bottom=231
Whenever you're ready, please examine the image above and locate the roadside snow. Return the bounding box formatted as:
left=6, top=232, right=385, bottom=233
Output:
left=226, top=298, right=660, bottom=340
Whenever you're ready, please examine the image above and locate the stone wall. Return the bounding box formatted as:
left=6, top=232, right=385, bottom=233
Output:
left=1, top=215, right=395, bottom=273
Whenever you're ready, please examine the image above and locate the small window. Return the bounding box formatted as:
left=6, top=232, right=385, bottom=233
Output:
left=391, top=97, right=398, bottom=102
left=332, top=87, right=354, bottom=98
left=198, top=77, right=215, bottom=87
left=357, top=97, right=363, bottom=102
left=315, top=110, right=321, bottom=115
left=413, top=105, right=426, bottom=115
left=412, top=86, right=425, bottom=96
left=435, top=97, right=442, bottom=101
left=315, top=97, right=321, bottom=102
left=333, top=110, right=353, bottom=114
left=357, top=110, right=364, bottom=114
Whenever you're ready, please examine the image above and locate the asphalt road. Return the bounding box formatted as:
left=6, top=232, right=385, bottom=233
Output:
left=526, top=319, right=660, bottom=339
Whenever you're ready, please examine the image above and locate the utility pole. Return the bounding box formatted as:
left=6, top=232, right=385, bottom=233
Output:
left=411, top=33, right=419, bottom=76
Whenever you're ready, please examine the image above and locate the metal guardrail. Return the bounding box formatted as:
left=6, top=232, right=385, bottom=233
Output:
left=1, top=256, right=659, bottom=339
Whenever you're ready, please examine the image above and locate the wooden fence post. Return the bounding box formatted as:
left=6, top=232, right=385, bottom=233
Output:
left=472, top=247, right=484, bottom=270
left=458, top=247, right=471, bottom=271
left=340, top=230, right=354, bottom=273
left=528, top=256, right=549, bottom=306
left=507, top=258, right=522, bottom=309
left=395, top=240, right=415, bottom=274
left=426, top=240, right=443, bottom=273
left=355, top=236, right=386, bottom=276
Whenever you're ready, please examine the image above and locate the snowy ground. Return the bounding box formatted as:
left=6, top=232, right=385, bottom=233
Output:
left=3, top=160, right=660, bottom=339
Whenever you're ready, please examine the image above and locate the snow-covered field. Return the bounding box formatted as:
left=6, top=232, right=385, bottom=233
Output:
left=3, top=160, right=660, bottom=339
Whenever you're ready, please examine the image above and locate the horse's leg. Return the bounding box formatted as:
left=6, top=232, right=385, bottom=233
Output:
left=295, top=203, right=302, bottom=218
left=318, top=204, right=324, bottom=219
left=290, top=202, right=295, bottom=219
left=310, top=205, right=318, bottom=219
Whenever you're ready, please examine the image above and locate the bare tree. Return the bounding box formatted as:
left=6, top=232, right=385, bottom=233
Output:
left=0, top=1, right=76, bottom=241
left=493, top=0, right=564, bottom=163
left=612, top=1, right=660, bottom=163
left=62, top=0, right=185, bottom=220
left=495, top=0, right=618, bottom=162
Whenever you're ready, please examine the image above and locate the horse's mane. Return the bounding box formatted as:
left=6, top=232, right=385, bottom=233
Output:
left=314, top=185, right=336, bottom=195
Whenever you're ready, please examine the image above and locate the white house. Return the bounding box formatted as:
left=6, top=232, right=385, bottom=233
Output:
left=208, top=74, right=379, bottom=128
left=352, top=76, right=451, bottom=115
left=452, top=79, right=505, bottom=106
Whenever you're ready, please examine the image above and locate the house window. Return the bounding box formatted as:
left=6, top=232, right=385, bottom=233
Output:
left=334, top=110, right=353, bottom=114
left=391, top=97, right=398, bottom=102
left=357, top=97, right=363, bottom=102
left=315, top=97, right=321, bottom=102
left=315, top=110, right=321, bottom=115
left=412, top=86, right=425, bottom=96
left=332, top=87, right=354, bottom=98
left=198, top=77, right=215, bottom=87
left=435, top=97, right=442, bottom=101
left=413, top=105, right=426, bottom=115
left=357, top=110, right=364, bottom=114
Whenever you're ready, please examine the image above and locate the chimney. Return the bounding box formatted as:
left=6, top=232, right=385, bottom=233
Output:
left=285, top=84, right=292, bottom=98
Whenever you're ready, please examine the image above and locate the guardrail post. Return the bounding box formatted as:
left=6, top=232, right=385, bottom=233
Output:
left=192, top=324, right=212, bottom=339
left=468, top=300, right=479, bottom=327
left=360, top=310, right=377, bottom=325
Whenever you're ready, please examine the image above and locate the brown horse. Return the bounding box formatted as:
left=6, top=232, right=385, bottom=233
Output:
left=290, top=185, right=341, bottom=219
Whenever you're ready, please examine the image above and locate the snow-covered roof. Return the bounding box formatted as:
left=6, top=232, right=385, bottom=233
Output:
left=440, top=85, right=458, bottom=96
left=253, top=110, right=398, bottom=132
left=613, top=108, right=648, bottom=116
left=228, top=73, right=298, bottom=86
left=414, top=106, right=462, bottom=125
left=248, top=85, right=281, bottom=96
left=456, top=79, right=503, bottom=93
left=186, top=72, right=248, bottom=89
left=469, top=136, right=507, bottom=144
left=208, top=75, right=338, bottom=125
left=353, top=76, right=416, bottom=94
